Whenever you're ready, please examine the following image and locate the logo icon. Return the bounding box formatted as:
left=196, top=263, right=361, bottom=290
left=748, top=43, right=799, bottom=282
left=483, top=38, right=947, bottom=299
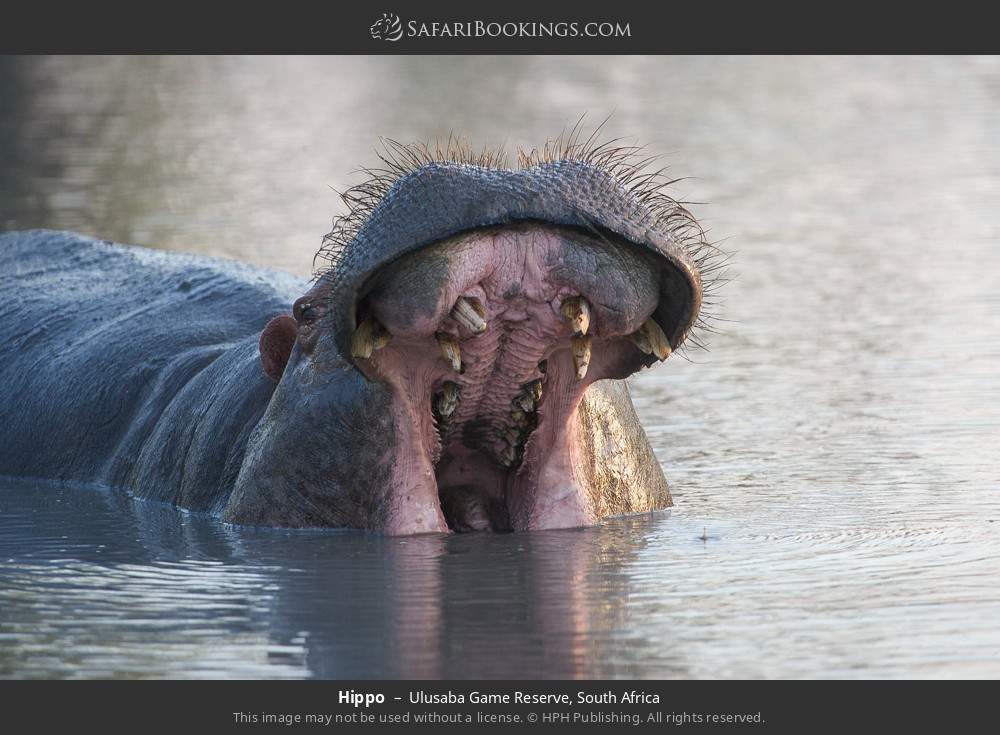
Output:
left=370, top=13, right=403, bottom=41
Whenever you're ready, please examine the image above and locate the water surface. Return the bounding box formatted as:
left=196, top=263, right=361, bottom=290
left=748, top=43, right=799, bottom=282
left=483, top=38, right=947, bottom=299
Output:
left=1, top=56, right=999, bottom=678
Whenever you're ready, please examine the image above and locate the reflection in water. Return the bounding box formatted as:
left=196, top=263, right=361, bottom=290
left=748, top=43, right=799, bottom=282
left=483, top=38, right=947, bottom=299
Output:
left=2, top=56, right=1000, bottom=678
left=0, top=481, right=667, bottom=679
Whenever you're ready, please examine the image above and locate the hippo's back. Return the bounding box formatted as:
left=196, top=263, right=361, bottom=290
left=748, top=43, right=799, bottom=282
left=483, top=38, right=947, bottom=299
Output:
left=0, top=230, right=306, bottom=342
left=0, top=230, right=306, bottom=499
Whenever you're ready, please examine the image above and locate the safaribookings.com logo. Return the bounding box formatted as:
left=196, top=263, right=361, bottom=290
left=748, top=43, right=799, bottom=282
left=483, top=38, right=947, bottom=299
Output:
left=369, top=13, right=631, bottom=42
left=370, top=13, right=404, bottom=41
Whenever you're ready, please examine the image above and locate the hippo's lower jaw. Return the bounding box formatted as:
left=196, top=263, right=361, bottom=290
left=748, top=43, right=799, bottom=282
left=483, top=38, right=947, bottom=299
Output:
left=350, top=223, right=677, bottom=534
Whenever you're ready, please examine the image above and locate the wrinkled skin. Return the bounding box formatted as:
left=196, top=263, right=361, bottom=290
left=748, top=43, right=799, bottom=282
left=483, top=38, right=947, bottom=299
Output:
left=0, top=157, right=703, bottom=535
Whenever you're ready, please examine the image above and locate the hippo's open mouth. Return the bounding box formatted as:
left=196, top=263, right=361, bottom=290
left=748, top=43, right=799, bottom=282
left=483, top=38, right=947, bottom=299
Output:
left=349, top=221, right=694, bottom=533
left=228, top=145, right=718, bottom=536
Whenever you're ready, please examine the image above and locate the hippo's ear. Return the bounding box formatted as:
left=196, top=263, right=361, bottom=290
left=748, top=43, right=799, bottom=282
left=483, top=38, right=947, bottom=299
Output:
left=259, top=315, right=298, bottom=382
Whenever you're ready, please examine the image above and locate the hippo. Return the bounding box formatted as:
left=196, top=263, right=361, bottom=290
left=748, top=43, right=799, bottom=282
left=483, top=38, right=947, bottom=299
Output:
left=0, top=138, right=714, bottom=535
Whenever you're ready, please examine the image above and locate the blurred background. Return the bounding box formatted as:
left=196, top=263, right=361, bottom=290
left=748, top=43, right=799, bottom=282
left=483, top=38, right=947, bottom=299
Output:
left=1, top=56, right=999, bottom=678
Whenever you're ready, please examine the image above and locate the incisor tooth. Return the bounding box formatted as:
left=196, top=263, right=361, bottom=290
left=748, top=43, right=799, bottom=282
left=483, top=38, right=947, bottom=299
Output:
left=503, top=427, right=521, bottom=445
left=436, top=332, right=462, bottom=372
left=641, top=319, right=672, bottom=361
left=451, top=297, right=487, bottom=334
left=436, top=382, right=461, bottom=417
left=560, top=296, right=591, bottom=336
left=350, top=316, right=390, bottom=359
left=572, top=334, right=592, bottom=380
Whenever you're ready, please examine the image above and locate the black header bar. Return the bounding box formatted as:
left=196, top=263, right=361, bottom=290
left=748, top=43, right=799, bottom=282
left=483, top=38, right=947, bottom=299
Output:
left=1, top=2, right=996, bottom=54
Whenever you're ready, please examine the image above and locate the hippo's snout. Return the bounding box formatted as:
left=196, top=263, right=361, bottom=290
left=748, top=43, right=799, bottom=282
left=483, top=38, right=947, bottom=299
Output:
left=229, top=138, right=714, bottom=535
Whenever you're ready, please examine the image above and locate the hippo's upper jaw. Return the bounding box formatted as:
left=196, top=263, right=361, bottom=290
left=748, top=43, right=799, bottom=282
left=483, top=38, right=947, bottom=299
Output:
left=226, top=145, right=709, bottom=535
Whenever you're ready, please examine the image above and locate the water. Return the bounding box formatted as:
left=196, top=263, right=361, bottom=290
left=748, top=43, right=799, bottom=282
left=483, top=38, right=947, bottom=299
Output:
left=1, top=56, right=999, bottom=679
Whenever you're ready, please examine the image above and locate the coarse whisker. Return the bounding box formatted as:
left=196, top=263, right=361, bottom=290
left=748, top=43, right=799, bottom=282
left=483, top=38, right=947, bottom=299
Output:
left=314, top=123, right=731, bottom=351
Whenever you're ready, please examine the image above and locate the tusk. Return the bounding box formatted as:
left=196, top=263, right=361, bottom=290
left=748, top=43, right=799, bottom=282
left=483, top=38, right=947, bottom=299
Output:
left=641, top=319, right=672, bottom=361
left=629, top=328, right=653, bottom=356
left=451, top=297, right=487, bottom=334
left=350, top=316, right=390, bottom=359
left=630, top=319, right=672, bottom=361
left=572, top=334, right=592, bottom=380
left=436, top=332, right=462, bottom=372
left=560, top=296, right=591, bottom=336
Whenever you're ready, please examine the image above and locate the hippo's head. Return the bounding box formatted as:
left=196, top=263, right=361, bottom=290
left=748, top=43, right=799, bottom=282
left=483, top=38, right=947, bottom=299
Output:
left=225, top=137, right=717, bottom=534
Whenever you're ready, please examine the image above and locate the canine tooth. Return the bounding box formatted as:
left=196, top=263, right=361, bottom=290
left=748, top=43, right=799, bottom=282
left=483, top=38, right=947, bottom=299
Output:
left=350, top=316, right=390, bottom=359
left=572, top=334, right=592, bottom=380
left=640, top=319, right=672, bottom=361
left=436, top=332, right=462, bottom=372
left=560, top=296, right=591, bottom=336
left=436, top=382, right=461, bottom=417
left=451, top=297, right=487, bottom=334
left=511, top=408, right=528, bottom=426
left=629, top=328, right=654, bottom=355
